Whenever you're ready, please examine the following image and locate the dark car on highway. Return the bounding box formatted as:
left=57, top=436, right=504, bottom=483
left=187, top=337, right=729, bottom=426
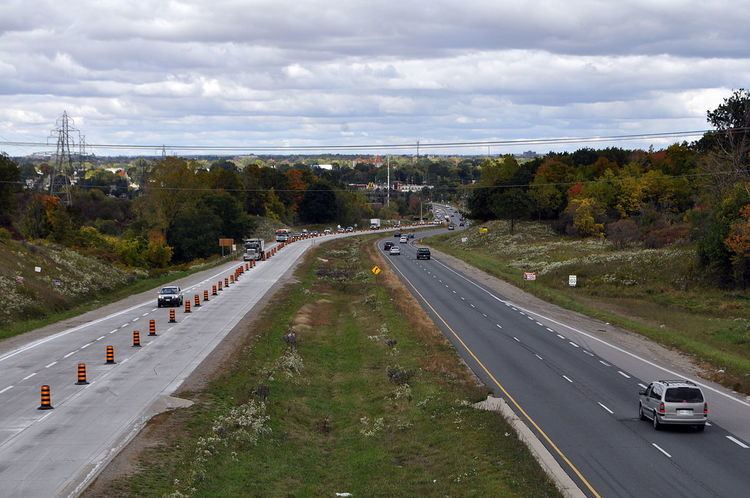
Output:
left=157, top=286, right=184, bottom=307
left=384, top=241, right=394, bottom=251
left=416, top=248, right=431, bottom=260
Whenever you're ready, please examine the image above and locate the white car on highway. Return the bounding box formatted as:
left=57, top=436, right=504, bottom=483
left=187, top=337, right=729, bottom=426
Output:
left=389, top=246, right=401, bottom=255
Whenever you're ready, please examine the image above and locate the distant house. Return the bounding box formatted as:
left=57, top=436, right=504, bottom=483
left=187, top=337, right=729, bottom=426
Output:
left=315, top=164, right=333, bottom=170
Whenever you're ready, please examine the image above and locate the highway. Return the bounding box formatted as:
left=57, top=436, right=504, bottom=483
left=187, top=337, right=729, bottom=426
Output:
left=0, top=231, right=375, bottom=497
left=382, top=205, right=750, bottom=497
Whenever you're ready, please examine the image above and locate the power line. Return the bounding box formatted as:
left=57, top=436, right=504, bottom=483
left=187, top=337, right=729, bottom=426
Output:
left=0, top=128, right=746, bottom=153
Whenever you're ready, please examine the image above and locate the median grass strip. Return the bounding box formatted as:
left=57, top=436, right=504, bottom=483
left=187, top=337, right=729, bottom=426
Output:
left=426, top=220, right=750, bottom=393
left=93, top=236, right=559, bottom=497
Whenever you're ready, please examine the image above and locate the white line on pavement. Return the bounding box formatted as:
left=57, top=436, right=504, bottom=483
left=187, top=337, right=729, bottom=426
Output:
left=22, top=373, right=37, bottom=381
left=600, top=360, right=611, bottom=367
left=557, top=334, right=565, bottom=339
left=64, top=351, right=75, bottom=358
left=109, top=329, right=118, bottom=334
left=562, top=375, right=573, bottom=383
left=142, top=313, right=149, bottom=317
left=496, top=324, right=503, bottom=329
left=638, top=383, right=647, bottom=389
left=598, top=402, right=614, bottom=414
left=513, top=336, right=520, bottom=342
left=81, top=342, right=93, bottom=349
left=482, top=313, right=487, bottom=318
left=583, top=350, right=595, bottom=357
left=120, top=324, right=128, bottom=328
left=652, top=443, right=671, bottom=458
left=45, top=361, right=57, bottom=368
left=569, top=342, right=579, bottom=348
left=131, top=317, right=138, bottom=322
left=96, top=336, right=105, bottom=341
left=0, top=386, right=13, bottom=394
left=430, top=257, right=750, bottom=408
left=460, top=297, right=465, bottom=301
left=470, top=304, right=475, bottom=308
left=536, top=321, right=544, bottom=326
left=618, top=371, right=631, bottom=379
left=546, top=327, right=554, bottom=332
left=726, top=436, right=749, bottom=449
left=535, top=354, right=543, bottom=360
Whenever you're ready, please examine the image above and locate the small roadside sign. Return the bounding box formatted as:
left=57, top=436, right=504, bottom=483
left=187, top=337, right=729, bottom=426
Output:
left=371, top=265, right=382, bottom=276
left=461, top=237, right=468, bottom=243
left=479, top=227, right=489, bottom=234
left=523, top=272, right=537, bottom=281
left=569, top=275, right=577, bottom=287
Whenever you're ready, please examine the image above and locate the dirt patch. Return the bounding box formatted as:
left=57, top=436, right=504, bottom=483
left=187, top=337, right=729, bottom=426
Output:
left=83, top=254, right=310, bottom=496
left=292, top=299, right=333, bottom=332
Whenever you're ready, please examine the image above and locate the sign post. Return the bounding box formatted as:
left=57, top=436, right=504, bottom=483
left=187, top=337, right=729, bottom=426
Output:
left=371, top=265, right=382, bottom=276
left=218, top=238, right=234, bottom=257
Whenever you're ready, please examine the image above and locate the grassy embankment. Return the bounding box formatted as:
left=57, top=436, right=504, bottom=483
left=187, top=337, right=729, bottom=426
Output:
left=94, top=236, right=559, bottom=497
left=426, top=221, right=750, bottom=392
left=0, top=239, right=236, bottom=341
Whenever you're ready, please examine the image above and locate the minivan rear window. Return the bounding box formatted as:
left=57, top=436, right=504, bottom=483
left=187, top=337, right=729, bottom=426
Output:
left=665, top=387, right=703, bottom=403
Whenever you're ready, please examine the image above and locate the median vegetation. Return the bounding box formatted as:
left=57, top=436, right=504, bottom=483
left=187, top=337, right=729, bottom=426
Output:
left=90, top=236, right=559, bottom=497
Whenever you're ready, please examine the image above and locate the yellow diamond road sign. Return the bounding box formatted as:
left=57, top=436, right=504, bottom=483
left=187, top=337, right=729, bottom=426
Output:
left=371, top=265, right=382, bottom=275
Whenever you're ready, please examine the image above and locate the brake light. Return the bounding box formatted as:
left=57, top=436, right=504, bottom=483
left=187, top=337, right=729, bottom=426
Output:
left=658, top=402, right=666, bottom=414
left=704, top=402, right=709, bottom=415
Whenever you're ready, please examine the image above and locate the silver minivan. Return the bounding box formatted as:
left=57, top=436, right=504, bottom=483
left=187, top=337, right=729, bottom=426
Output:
left=639, top=380, right=707, bottom=431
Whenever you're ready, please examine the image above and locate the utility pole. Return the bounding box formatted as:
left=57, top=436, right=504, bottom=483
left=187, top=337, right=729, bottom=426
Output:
left=386, top=155, right=390, bottom=206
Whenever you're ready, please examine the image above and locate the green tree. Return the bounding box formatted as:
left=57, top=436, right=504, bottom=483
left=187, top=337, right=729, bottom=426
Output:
left=491, top=188, right=531, bottom=234
left=0, top=154, right=20, bottom=226
left=299, top=183, right=337, bottom=223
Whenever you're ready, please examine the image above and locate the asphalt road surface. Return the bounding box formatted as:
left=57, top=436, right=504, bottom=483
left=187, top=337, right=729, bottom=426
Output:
left=0, top=229, right=395, bottom=497
left=382, top=204, right=750, bottom=497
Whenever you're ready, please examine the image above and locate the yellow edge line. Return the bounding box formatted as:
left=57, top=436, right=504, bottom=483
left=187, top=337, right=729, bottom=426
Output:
left=387, top=257, right=601, bottom=498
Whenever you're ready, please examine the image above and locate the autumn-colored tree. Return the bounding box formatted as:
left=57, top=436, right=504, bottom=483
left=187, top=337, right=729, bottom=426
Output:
left=285, top=169, right=308, bottom=213
left=138, top=157, right=201, bottom=231
left=725, top=203, right=750, bottom=286
left=566, top=198, right=604, bottom=237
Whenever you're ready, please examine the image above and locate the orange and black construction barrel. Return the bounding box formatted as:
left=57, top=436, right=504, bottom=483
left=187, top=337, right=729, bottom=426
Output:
left=185, top=300, right=191, bottom=313
left=224, top=277, right=229, bottom=287
left=105, top=345, right=116, bottom=364
left=38, top=385, right=53, bottom=410
left=133, top=330, right=141, bottom=347
left=193, top=294, right=200, bottom=307
left=212, top=284, right=217, bottom=296
left=169, top=308, right=176, bottom=323
left=149, top=319, right=156, bottom=336
left=203, top=290, right=209, bottom=302
left=76, top=363, right=89, bottom=385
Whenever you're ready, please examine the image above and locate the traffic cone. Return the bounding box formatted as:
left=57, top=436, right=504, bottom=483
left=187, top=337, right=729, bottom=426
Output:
left=38, top=385, right=53, bottom=410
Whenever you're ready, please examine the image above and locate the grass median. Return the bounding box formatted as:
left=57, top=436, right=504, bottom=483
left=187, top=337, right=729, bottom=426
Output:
left=91, top=236, right=559, bottom=497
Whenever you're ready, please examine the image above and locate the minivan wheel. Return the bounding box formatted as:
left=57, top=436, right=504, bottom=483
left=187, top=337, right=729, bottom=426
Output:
left=695, top=424, right=706, bottom=432
left=653, top=411, right=661, bottom=430
left=639, top=404, right=647, bottom=421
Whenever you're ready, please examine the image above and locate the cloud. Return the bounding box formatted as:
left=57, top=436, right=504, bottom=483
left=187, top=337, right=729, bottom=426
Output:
left=0, top=0, right=747, bottom=155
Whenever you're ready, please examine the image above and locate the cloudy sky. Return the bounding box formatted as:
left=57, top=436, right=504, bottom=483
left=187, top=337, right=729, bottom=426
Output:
left=0, top=0, right=748, bottom=156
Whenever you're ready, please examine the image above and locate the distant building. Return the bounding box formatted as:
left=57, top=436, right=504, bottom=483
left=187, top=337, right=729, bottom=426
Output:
left=315, top=164, right=333, bottom=170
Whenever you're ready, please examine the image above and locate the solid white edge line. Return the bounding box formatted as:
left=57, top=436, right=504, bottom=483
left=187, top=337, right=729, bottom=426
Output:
left=652, top=443, right=671, bottom=458
left=562, top=375, right=573, bottom=383
left=597, top=402, right=614, bottom=414
left=430, top=257, right=750, bottom=409
left=45, top=361, right=57, bottom=368
left=726, top=436, right=749, bottom=449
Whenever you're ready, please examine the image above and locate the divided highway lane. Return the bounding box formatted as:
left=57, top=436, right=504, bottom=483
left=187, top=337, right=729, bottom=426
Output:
left=0, top=232, right=365, bottom=497
left=382, top=232, right=750, bottom=497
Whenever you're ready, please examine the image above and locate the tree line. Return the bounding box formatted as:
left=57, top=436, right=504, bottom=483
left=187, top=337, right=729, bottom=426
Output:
left=466, top=90, right=750, bottom=288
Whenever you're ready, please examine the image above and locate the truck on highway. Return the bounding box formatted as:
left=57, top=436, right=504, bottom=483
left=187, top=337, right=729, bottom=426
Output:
left=243, top=238, right=265, bottom=261
left=370, top=218, right=381, bottom=229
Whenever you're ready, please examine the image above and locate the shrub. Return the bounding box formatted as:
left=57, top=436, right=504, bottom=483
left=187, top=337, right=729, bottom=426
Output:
left=606, top=219, right=640, bottom=249
left=0, top=227, right=10, bottom=242
left=643, top=223, right=690, bottom=249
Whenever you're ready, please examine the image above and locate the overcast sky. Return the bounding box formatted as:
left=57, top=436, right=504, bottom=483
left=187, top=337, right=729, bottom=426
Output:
left=0, top=0, right=748, bottom=156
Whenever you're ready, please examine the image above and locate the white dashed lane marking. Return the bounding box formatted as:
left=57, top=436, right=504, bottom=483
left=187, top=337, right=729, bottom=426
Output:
left=131, top=317, right=138, bottom=322
left=652, top=443, right=671, bottom=458
left=142, top=312, right=149, bottom=317
left=470, top=304, right=475, bottom=308
left=536, top=321, right=544, bottom=326
left=22, top=372, right=37, bottom=381
left=598, top=402, right=614, bottom=414
left=496, top=324, right=503, bottom=329
left=96, top=336, right=105, bottom=341
left=618, top=371, right=631, bottom=379
left=726, top=436, right=749, bottom=449
left=81, top=342, right=93, bottom=349
left=452, top=290, right=456, bottom=294
left=569, top=342, right=579, bottom=348
left=45, top=361, right=57, bottom=368
left=0, top=386, right=13, bottom=394
left=64, top=351, right=75, bottom=358
left=460, top=297, right=465, bottom=301
left=562, top=375, right=573, bottom=383
left=535, top=354, right=543, bottom=360
left=546, top=327, right=554, bottom=332
left=600, top=360, right=611, bottom=367
left=482, top=313, right=487, bottom=318
left=557, top=334, right=565, bottom=339
left=513, top=336, right=520, bottom=342
left=583, top=350, right=594, bottom=357
left=120, top=324, right=128, bottom=328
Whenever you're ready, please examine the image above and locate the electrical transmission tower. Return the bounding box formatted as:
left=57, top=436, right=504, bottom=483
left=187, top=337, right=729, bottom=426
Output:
left=46, top=111, right=81, bottom=206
